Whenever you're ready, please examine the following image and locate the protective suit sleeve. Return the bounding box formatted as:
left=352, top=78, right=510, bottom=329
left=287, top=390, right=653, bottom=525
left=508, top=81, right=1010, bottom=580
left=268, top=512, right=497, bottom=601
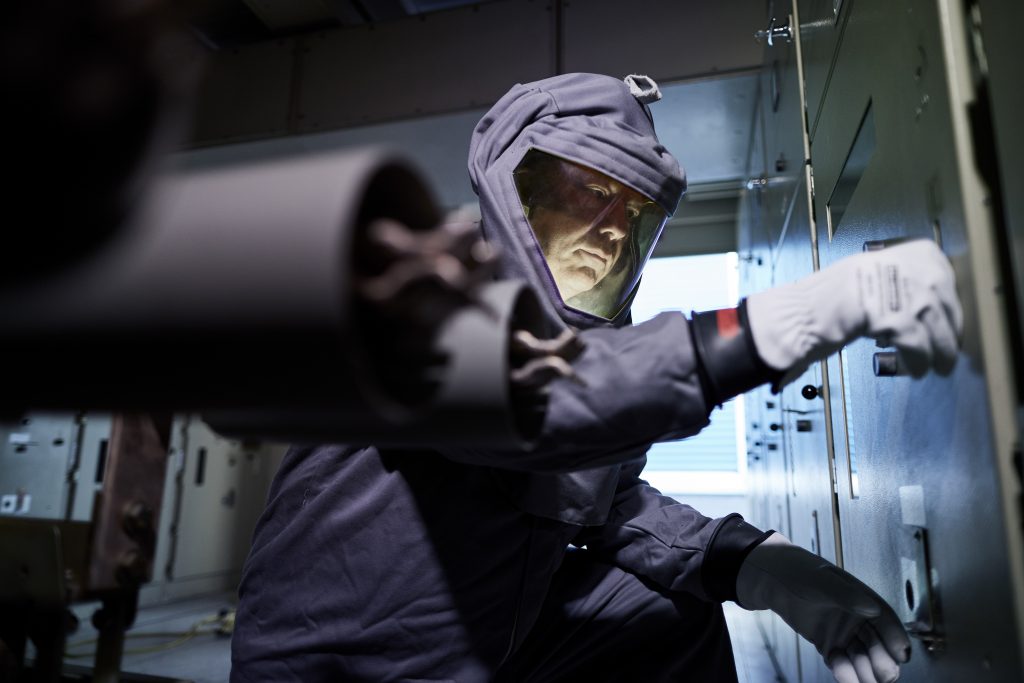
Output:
left=443, top=311, right=713, bottom=472
left=689, top=300, right=785, bottom=405
left=571, top=459, right=772, bottom=602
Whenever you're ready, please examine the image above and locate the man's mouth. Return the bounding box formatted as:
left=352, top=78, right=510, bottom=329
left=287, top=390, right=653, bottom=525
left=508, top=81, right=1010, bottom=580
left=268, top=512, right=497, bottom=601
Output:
left=575, top=248, right=608, bottom=268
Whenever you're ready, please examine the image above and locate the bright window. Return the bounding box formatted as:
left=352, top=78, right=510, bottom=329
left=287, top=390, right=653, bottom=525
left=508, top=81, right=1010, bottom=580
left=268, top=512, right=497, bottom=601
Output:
left=630, top=253, right=747, bottom=495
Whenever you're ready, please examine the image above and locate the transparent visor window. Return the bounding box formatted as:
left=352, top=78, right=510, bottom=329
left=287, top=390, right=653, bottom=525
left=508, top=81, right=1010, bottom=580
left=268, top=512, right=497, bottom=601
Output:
left=513, top=149, right=670, bottom=319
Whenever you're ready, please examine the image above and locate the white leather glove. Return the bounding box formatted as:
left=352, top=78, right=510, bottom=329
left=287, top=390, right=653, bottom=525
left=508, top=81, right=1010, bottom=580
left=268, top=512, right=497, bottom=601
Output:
left=736, top=533, right=911, bottom=683
left=746, top=239, right=963, bottom=383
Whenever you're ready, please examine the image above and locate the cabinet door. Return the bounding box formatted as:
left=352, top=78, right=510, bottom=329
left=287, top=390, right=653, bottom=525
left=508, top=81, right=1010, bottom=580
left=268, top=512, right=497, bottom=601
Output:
left=760, top=3, right=834, bottom=679
left=975, top=0, right=1024, bottom=359
left=776, top=178, right=840, bottom=683
left=815, top=0, right=1022, bottom=678
left=66, top=414, right=114, bottom=522
left=762, top=0, right=809, bottom=271
left=167, top=417, right=265, bottom=586
left=797, top=0, right=850, bottom=140
left=739, top=82, right=774, bottom=535
left=0, top=414, right=79, bottom=519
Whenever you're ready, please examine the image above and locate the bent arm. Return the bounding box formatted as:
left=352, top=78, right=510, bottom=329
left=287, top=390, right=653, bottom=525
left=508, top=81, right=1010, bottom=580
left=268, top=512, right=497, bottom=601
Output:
left=572, top=460, right=771, bottom=602
left=445, top=312, right=714, bottom=471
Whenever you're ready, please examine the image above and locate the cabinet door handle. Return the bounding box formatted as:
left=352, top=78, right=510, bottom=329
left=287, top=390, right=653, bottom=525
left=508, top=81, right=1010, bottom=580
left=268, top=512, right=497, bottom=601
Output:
left=873, top=351, right=906, bottom=377
left=863, top=237, right=911, bottom=252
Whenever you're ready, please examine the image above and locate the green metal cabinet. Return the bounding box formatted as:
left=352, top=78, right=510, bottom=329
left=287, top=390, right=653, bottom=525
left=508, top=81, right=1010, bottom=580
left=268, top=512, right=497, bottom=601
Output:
left=740, top=0, right=1023, bottom=679
left=815, top=0, right=1022, bottom=678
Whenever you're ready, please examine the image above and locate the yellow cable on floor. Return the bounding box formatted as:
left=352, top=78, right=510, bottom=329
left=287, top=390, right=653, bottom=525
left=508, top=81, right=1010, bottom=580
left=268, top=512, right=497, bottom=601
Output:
left=64, top=609, right=235, bottom=659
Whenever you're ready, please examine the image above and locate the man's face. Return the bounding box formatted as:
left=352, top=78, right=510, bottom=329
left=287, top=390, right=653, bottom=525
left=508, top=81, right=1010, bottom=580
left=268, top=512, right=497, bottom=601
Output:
left=528, top=161, right=653, bottom=300
left=514, top=150, right=670, bottom=319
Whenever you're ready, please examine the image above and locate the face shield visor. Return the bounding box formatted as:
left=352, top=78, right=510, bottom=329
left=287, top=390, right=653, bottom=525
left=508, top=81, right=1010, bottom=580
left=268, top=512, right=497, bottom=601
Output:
left=513, top=149, right=670, bottom=319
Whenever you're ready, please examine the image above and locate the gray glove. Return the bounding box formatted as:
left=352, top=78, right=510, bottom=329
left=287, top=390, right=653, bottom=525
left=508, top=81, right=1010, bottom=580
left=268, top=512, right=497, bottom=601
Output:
left=746, top=239, right=962, bottom=383
left=736, top=532, right=911, bottom=683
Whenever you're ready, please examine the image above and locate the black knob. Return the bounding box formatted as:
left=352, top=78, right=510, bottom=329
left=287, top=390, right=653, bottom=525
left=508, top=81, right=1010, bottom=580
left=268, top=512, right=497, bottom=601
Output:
left=801, top=384, right=819, bottom=400
left=769, top=423, right=781, bottom=432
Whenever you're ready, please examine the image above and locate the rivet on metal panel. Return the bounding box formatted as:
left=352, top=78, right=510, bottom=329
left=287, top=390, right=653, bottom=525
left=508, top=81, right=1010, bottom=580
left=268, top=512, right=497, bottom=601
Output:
left=120, top=500, right=154, bottom=544
left=115, top=549, right=148, bottom=586
left=64, top=569, right=80, bottom=602
left=915, top=93, right=931, bottom=120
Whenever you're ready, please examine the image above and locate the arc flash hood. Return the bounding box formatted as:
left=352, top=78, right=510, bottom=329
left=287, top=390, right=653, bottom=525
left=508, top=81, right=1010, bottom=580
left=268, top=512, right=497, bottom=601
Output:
left=469, top=73, right=686, bottom=330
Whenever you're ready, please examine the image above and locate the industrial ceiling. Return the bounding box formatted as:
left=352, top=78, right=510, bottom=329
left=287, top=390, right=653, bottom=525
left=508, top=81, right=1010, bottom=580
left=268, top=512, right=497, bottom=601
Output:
left=189, top=0, right=505, bottom=48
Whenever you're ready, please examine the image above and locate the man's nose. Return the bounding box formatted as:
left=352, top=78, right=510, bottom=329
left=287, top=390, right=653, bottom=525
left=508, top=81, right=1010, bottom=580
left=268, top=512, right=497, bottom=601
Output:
left=598, top=209, right=628, bottom=242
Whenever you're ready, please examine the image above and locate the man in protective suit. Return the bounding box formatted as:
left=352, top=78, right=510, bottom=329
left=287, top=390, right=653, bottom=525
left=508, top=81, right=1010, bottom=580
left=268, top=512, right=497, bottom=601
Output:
left=231, top=73, right=961, bottom=683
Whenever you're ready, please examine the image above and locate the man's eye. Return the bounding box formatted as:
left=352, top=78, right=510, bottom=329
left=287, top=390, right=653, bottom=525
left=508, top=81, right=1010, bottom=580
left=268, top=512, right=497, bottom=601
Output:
left=585, top=185, right=609, bottom=200
left=625, top=206, right=640, bottom=221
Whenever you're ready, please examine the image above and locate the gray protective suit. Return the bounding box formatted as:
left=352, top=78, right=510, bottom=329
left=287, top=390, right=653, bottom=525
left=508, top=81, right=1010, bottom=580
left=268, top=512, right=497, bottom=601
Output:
left=231, top=73, right=770, bottom=682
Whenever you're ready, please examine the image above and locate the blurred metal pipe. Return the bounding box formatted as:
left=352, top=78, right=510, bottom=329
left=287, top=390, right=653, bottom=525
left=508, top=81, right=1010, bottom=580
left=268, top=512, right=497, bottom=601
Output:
left=207, top=279, right=548, bottom=446
left=0, top=149, right=433, bottom=415
left=0, top=147, right=552, bottom=447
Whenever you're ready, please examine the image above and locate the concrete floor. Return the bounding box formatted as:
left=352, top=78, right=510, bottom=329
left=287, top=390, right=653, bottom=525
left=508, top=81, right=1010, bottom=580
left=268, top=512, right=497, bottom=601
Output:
left=60, top=594, right=783, bottom=682
left=65, top=594, right=236, bottom=683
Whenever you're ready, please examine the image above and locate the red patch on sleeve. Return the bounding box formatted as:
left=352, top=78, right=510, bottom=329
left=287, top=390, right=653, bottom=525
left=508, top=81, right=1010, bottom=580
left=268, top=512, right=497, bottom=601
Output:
left=716, top=308, right=740, bottom=340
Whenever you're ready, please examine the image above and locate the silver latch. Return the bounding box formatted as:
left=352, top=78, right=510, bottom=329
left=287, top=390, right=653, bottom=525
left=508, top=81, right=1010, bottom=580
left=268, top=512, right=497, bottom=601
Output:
left=899, top=525, right=945, bottom=652
left=745, top=176, right=768, bottom=191
left=898, top=486, right=945, bottom=653
left=755, top=15, right=794, bottom=46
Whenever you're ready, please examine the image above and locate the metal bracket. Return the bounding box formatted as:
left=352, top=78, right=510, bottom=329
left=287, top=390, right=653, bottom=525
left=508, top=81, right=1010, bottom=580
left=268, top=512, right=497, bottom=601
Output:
left=755, top=15, right=794, bottom=47
left=898, top=525, right=946, bottom=652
